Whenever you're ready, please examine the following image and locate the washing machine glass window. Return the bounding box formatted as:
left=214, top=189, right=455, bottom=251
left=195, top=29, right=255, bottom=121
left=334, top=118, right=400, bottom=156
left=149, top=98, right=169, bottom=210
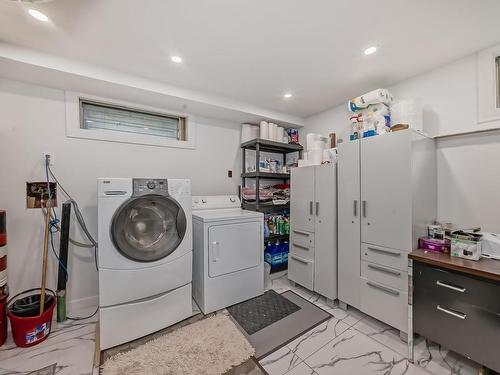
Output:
left=111, top=194, right=187, bottom=262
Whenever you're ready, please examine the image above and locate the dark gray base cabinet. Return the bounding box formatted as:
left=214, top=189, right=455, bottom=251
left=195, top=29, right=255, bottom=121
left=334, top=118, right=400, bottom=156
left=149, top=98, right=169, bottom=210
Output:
left=413, top=262, right=500, bottom=372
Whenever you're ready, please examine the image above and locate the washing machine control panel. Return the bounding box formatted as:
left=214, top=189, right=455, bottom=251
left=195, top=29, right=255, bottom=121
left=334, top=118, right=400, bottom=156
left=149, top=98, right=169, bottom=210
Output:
left=133, top=178, right=168, bottom=197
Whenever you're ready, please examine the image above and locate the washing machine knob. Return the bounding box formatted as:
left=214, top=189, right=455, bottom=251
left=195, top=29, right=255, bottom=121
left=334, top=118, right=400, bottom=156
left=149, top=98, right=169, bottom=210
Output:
left=230, top=197, right=236, bottom=202
left=202, top=199, right=207, bottom=204
left=147, top=181, right=156, bottom=190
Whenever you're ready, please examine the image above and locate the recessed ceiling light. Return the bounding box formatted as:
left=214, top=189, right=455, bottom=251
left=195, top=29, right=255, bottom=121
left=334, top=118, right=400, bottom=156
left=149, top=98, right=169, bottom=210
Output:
left=28, top=9, right=49, bottom=22
left=283, top=93, right=293, bottom=99
left=171, top=56, right=183, bottom=63
left=364, top=46, right=377, bottom=55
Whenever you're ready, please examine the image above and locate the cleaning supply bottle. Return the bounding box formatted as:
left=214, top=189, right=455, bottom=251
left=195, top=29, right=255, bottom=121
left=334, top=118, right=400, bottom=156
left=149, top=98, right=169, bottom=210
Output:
left=282, top=241, right=289, bottom=264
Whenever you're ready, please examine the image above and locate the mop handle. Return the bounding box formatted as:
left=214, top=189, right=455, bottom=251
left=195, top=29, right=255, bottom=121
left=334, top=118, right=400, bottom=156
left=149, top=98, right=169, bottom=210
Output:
left=40, top=204, right=51, bottom=315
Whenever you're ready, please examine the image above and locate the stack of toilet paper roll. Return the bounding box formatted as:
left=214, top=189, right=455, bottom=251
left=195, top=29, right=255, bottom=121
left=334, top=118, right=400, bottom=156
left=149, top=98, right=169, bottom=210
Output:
left=297, top=133, right=337, bottom=167
left=241, top=124, right=260, bottom=143
left=259, top=121, right=288, bottom=143
left=307, top=133, right=327, bottom=165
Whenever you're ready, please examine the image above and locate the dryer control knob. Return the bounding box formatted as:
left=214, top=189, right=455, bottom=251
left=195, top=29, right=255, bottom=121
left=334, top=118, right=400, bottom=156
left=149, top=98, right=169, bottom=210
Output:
left=147, top=181, right=156, bottom=189
left=202, top=199, right=207, bottom=204
left=230, top=197, right=236, bottom=202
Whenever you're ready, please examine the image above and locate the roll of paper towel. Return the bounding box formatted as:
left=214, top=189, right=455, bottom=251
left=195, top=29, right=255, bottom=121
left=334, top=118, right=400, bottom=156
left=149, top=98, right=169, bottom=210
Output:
left=308, top=149, right=323, bottom=165
left=306, top=133, right=323, bottom=150
left=268, top=123, right=277, bottom=141
left=311, top=140, right=326, bottom=150
left=260, top=121, right=269, bottom=139
left=241, top=124, right=259, bottom=143
left=276, top=126, right=285, bottom=142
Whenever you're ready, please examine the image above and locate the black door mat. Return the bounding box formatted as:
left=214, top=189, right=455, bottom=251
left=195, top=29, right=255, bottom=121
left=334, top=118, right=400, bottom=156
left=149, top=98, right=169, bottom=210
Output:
left=227, top=290, right=300, bottom=335
left=229, top=290, right=332, bottom=359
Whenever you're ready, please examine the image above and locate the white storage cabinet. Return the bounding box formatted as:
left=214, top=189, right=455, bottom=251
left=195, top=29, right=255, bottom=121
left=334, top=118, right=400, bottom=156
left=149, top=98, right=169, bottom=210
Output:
left=288, top=164, right=338, bottom=301
left=338, top=129, right=436, bottom=333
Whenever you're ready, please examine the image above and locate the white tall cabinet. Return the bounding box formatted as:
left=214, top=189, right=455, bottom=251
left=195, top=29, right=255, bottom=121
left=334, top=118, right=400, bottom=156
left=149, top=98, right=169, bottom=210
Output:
left=288, top=163, right=337, bottom=302
left=338, top=129, right=436, bottom=333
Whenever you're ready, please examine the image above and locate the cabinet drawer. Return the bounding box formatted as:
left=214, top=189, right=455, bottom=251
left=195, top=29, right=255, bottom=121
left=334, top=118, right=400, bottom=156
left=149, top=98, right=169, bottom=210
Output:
left=288, top=255, right=314, bottom=290
left=414, top=262, right=500, bottom=314
left=360, top=277, right=407, bottom=332
left=361, top=260, right=407, bottom=291
left=414, top=289, right=500, bottom=372
left=362, top=243, right=408, bottom=271
left=290, top=229, right=315, bottom=248
left=290, top=243, right=314, bottom=261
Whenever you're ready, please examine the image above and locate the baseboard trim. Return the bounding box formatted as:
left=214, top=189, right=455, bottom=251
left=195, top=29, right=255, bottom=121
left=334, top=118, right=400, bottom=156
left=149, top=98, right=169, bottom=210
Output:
left=67, top=295, right=99, bottom=314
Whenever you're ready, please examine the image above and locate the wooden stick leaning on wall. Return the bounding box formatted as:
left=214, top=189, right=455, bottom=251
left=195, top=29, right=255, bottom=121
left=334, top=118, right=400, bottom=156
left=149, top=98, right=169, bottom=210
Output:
left=39, top=201, right=51, bottom=315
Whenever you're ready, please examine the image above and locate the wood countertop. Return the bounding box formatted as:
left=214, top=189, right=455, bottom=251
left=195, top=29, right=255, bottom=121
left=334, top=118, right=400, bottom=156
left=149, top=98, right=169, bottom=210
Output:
left=409, top=249, right=500, bottom=282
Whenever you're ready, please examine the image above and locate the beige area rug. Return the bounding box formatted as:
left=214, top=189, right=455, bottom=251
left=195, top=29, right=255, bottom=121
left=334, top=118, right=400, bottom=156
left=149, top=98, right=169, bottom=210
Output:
left=101, top=314, right=255, bottom=375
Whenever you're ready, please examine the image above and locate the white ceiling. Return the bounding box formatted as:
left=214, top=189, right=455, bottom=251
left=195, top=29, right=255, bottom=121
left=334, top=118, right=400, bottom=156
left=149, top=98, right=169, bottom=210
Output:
left=1, top=0, right=500, bottom=118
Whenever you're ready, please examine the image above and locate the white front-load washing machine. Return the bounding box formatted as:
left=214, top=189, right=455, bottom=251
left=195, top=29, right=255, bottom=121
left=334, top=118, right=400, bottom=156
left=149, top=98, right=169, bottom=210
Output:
left=97, top=178, right=192, bottom=349
left=192, top=195, right=264, bottom=314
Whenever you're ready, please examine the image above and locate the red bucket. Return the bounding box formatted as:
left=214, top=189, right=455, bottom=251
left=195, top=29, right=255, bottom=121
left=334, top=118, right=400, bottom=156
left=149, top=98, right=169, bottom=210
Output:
left=0, top=287, right=8, bottom=346
left=7, top=289, right=56, bottom=347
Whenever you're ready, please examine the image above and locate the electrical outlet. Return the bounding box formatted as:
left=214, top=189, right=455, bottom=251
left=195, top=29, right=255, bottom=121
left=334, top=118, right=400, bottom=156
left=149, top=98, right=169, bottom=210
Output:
left=43, top=152, right=54, bottom=166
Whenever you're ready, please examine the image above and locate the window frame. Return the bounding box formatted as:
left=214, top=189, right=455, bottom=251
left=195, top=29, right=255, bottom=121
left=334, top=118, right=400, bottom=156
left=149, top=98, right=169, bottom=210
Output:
left=477, top=44, right=500, bottom=124
left=65, top=91, right=195, bottom=149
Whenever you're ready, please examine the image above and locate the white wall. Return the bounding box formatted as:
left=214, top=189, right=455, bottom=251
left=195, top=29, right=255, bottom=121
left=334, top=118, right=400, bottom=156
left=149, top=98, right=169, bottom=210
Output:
left=0, top=78, right=242, bottom=310
left=305, top=53, right=500, bottom=232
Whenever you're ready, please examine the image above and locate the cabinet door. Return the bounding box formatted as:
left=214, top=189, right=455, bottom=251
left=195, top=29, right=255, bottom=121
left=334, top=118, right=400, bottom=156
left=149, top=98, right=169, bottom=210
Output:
left=360, top=132, right=412, bottom=251
left=337, top=140, right=361, bottom=308
left=314, top=164, right=337, bottom=300
left=290, top=166, right=315, bottom=232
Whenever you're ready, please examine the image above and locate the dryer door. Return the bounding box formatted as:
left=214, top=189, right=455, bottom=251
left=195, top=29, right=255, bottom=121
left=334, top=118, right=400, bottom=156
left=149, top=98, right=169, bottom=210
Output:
left=111, top=195, right=187, bottom=262
left=208, top=221, right=261, bottom=278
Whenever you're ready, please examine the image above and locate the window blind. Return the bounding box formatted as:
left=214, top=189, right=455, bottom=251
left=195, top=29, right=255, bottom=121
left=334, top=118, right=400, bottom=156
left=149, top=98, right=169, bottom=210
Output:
left=80, top=101, right=185, bottom=140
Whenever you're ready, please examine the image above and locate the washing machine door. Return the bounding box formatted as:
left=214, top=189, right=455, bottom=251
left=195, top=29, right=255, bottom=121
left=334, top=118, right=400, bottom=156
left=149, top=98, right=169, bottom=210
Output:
left=111, top=194, right=187, bottom=262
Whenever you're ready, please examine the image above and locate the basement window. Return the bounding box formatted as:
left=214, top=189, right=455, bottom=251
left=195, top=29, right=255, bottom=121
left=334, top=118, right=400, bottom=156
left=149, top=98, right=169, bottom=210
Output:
left=80, top=100, right=186, bottom=140
left=477, top=45, right=500, bottom=123
left=496, top=56, right=500, bottom=109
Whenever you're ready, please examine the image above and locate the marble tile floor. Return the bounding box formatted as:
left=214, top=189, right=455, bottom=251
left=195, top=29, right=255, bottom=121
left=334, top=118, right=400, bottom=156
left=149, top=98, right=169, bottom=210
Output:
left=260, top=275, right=483, bottom=375
left=0, top=300, right=202, bottom=375
left=0, top=306, right=98, bottom=375
left=0, top=276, right=484, bottom=375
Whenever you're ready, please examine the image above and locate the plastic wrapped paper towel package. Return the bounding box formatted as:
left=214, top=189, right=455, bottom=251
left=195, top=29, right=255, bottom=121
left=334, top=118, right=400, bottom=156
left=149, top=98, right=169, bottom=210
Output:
left=348, top=88, right=393, bottom=140
left=348, top=88, right=394, bottom=112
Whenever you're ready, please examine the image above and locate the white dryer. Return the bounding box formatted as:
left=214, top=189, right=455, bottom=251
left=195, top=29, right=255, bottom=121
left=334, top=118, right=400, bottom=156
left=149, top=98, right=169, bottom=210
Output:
left=192, top=195, right=264, bottom=314
left=98, top=178, right=192, bottom=349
